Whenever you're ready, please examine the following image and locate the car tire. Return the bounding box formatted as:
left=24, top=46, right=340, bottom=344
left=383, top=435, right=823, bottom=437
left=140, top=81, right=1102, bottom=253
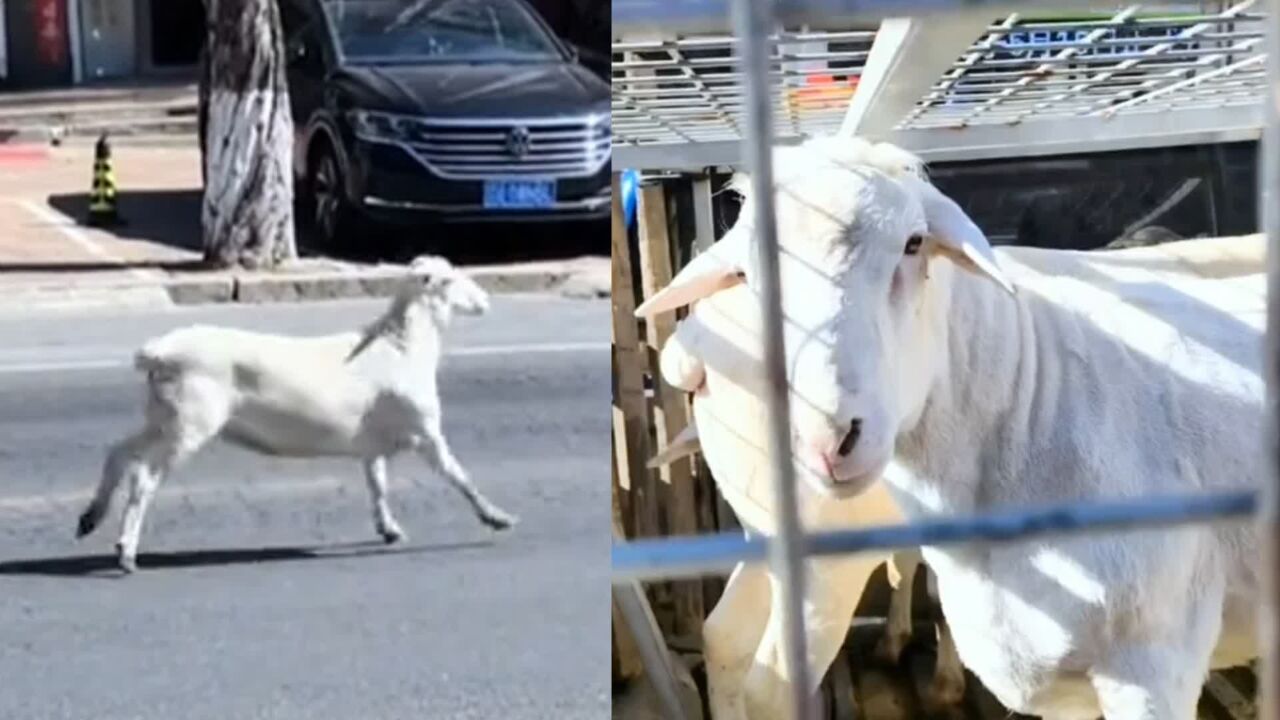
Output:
left=302, top=144, right=358, bottom=254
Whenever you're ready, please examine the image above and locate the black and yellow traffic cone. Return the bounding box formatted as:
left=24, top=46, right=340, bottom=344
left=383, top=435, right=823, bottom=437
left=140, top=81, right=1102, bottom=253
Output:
left=86, top=133, right=123, bottom=227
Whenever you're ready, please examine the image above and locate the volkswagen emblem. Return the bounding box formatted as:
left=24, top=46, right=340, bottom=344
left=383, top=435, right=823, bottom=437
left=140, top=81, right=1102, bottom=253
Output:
left=506, top=127, right=531, bottom=158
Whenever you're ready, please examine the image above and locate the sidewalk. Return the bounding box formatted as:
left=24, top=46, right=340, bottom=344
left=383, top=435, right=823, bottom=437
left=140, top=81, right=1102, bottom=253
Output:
left=0, top=142, right=608, bottom=312
left=0, top=80, right=198, bottom=143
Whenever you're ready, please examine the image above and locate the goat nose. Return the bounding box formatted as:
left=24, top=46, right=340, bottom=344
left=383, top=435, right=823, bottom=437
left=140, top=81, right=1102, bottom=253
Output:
left=836, top=419, right=862, bottom=457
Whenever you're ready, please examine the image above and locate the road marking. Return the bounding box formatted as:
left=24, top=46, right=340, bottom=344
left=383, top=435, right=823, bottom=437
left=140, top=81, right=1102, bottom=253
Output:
left=0, top=341, right=608, bottom=375
left=0, top=359, right=125, bottom=374
left=447, top=341, right=606, bottom=357
left=0, top=474, right=418, bottom=515
left=16, top=199, right=161, bottom=282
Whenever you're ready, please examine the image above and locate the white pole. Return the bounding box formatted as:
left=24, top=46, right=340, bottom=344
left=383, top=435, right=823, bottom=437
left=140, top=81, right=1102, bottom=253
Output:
left=1259, top=0, right=1280, bottom=714
left=729, top=0, right=815, bottom=717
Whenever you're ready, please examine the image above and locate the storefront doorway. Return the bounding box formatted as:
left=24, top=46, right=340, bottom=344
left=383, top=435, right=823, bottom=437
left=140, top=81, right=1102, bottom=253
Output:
left=140, top=0, right=202, bottom=73
left=79, top=0, right=136, bottom=81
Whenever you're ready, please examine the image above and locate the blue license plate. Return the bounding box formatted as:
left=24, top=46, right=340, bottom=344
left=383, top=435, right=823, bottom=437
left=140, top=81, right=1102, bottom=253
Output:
left=483, top=179, right=556, bottom=209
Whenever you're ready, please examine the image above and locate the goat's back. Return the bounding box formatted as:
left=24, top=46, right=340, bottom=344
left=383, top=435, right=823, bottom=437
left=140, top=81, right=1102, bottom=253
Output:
left=135, top=325, right=360, bottom=375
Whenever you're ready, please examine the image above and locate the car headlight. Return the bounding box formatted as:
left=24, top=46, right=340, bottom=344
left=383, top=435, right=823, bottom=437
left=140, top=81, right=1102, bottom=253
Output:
left=349, top=110, right=419, bottom=142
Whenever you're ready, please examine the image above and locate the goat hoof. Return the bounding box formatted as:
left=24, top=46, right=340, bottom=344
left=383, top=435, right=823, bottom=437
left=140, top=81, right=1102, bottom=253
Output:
left=115, top=545, right=137, bottom=574
left=75, top=510, right=100, bottom=539
left=380, top=527, right=406, bottom=545
left=483, top=511, right=518, bottom=531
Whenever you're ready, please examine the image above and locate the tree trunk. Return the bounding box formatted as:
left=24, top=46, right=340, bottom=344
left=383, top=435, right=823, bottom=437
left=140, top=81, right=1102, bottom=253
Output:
left=197, top=40, right=210, bottom=186
left=201, top=0, right=296, bottom=268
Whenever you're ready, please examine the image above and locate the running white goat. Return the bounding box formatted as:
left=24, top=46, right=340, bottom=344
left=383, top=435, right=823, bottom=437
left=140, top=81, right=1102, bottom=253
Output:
left=77, top=256, right=517, bottom=573
left=650, top=281, right=965, bottom=720
left=637, top=136, right=1264, bottom=720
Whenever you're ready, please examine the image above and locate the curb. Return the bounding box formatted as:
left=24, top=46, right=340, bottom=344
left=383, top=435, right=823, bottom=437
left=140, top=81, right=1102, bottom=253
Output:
left=2, top=260, right=609, bottom=312
left=164, top=263, right=607, bottom=305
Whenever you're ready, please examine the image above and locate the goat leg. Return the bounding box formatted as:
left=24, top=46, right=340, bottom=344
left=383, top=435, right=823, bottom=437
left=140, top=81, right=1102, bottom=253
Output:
left=78, top=428, right=156, bottom=539
left=416, top=420, right=517, bottom=530
left=878, top=550, right=921, bottom=664
left=926, top=619, right=967, bottom=710
left=363, top=455, right=407, bottom=544
left=704, top=561, right=771, bottom=720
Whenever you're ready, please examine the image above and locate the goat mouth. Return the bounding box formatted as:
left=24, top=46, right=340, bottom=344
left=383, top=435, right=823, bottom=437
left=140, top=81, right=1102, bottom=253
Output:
left=824, top=459, right=889, bottom=496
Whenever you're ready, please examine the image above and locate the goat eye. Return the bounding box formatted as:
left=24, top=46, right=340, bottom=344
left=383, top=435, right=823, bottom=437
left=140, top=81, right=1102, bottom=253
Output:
left=904, top=235, right=924, bottom=256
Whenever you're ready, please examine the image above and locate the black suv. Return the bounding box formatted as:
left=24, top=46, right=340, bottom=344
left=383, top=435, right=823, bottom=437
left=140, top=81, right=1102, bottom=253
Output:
left=277, top=0, right=611, bottom=247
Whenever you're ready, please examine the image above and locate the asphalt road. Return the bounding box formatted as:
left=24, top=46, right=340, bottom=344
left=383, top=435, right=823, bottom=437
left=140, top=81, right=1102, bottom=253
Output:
left=0, top=295, right=610, bottom=720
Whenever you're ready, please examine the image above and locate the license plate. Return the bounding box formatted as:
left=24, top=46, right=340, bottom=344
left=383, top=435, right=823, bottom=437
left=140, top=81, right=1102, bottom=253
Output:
left=483, top=179, right=556, bottom=209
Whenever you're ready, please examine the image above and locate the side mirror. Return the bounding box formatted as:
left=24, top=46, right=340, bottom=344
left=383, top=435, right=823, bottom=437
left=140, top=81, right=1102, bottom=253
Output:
left=286, top=39, right=307, bottom=65
left=566, top=44, right=580, bottom=63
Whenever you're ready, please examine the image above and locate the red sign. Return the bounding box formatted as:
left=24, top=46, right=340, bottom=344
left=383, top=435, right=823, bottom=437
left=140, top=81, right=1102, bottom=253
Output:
left=34, top=0, right=67, bottom=67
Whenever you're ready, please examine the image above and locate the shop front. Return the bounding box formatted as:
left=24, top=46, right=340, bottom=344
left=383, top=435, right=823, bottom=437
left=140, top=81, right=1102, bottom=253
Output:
left=0, top=0, right=202, bottom=90
left=3, top=0, right=73, bottom=88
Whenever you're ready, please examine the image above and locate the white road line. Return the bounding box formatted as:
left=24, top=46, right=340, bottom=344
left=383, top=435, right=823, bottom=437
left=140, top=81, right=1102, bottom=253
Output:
left=0, top=359, right=125, bottom=374
left=0, top=340, right=608, bottom=375
left=0, top=474, right=419, bottom=514
left=447, top=341, right=606, bottom=357
left=16, top=199, right=160, bottom=282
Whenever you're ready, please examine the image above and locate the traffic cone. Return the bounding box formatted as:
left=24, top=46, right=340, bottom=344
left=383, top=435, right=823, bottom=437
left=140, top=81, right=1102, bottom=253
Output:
left=86, top=133, right=123, bottom=226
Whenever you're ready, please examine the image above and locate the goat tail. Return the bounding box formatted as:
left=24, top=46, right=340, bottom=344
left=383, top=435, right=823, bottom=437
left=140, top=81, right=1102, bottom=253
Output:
left=133, top=336, right=183, bottom=380
left=133, top=343, right=166, bottom=374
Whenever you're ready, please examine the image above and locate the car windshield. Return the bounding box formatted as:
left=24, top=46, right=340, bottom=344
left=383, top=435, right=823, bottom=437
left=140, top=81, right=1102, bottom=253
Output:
left=320, top=0, right=563, bottom=64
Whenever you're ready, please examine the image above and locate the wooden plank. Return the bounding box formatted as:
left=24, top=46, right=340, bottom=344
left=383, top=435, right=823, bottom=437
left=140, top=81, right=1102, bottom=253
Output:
left=637, top=182, right=696, bottom=494
left=612, top=173, right=673, bottom=636
left=612, top=409, right=633, bottom=539
left=637, top=181, right=704, bottom=640
left=611, top=172, right=659, bottom=539
left=612, top=491, right=646, bottom=683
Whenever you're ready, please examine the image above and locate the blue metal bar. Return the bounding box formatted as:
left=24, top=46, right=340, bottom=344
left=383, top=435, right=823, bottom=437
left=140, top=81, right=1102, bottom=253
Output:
left=612, top=490, right=1257, bottom=583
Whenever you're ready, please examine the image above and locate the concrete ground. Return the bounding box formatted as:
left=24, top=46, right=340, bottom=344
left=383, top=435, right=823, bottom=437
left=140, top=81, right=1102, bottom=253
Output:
left=0, top=295, right=609, bottom=720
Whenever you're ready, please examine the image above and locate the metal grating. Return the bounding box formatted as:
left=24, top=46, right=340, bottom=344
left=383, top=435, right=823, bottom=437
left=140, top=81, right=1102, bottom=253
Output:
left=902, top=2, right=1266, bottom=130
left=612, top=30, right=876, bottom=146
left=612, top=2, right=1268, bottom=166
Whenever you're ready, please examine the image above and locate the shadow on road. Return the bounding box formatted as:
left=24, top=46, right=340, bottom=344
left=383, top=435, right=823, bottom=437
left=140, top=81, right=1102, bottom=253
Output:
left=0, top=538, right=493, bottom=578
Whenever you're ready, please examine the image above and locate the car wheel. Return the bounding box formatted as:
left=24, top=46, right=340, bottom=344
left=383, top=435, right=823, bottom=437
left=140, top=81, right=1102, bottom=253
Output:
left=305, top=145, right=356, bottom=253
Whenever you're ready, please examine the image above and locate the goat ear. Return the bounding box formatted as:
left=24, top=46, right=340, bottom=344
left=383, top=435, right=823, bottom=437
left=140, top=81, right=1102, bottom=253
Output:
left=646, top=421, right=701, bottom=469
left=659, top=327, right=706, bottom=392
left=635, top=241, right=747, bottom=317
left=910, top=178, right=1015, bottom=295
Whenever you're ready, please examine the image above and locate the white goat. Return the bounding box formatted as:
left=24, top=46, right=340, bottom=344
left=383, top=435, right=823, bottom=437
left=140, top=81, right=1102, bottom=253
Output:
left=77, top=256, right=517, bottom=573
left=637, top=136, right=1263, bottom=720
left=650, top=281, right=965, bottom=720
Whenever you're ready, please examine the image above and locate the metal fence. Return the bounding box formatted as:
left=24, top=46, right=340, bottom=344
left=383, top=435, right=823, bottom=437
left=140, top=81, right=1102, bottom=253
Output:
left=613, top=2, right=1266, bottom=168
left=610, top=1, right=1280, bottom=719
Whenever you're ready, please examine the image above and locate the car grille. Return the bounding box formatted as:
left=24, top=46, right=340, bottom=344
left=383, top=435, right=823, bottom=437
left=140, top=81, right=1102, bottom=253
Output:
left=401, top=116, right=611, bottom=181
